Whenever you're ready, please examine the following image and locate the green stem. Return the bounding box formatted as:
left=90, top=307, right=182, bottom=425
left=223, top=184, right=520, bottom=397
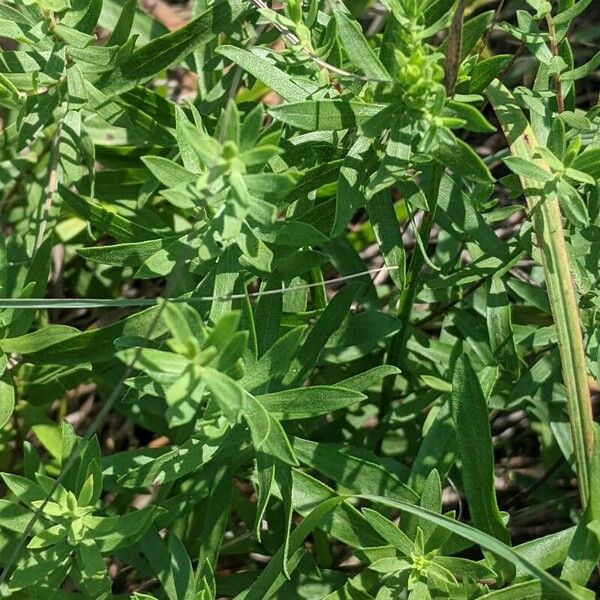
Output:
left=309, top=267, right=327, bottom=310
left=381, top=163, right=444, bottom=411
left=532, top=188, right=593, bottom=505
left=487, top=80, right=594, bottom=507
left=379, top=0, right=462, bottom=425
left=545, top=13, right=564, bottom=114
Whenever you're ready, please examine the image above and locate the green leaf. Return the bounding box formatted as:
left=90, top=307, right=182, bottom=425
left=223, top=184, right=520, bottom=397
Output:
left=503, top=156, right=553, bottom=182
left=444, top=100, right=496, bottom=133
left=477, top=580, right=593, bottom=599
left=557, top=179, right=589, bottom=228
left=112, top=428, right=243, bottom=489
left=268, top=100, right=390, bottom=132
left=60, top=185, right=156, bottom=242
left=141, top=155, right=198, bottom=188
left=434, top=131, right=493, bottom=183
left=570, top=147, right=600, bottom=181
left=107, top=0, right=136, bottom=46
left=8, top=542, right=71, bottom=592
left=334, top=365, right=401, bottom=392
left=97, top=0, right=245, bottom=96
left=367, top=191, right=405, bottom=290
left=0, top=500, right=44, bottom=534
left=77, top=238, right=180, bottom=268
left=513, top=526, right=575, bottom=578
left=202, top=367, right=244, bottom=422
left=258, top=386, right=366, bottom=419
left=216, top=45, right=309, bottom=102
left=291, top=469, right=383, bottom=549
left=237, top=221, right=273, bottom=272
left=408, top=396, right=457, bottom=493
left=5, top=238, right=53, bottom=338
left=196, top=462, right=234, bottom=588
left=66, top=64, right=88, bottom=110
left=451, top=354, right=513, bottom=577
left=0, top=325, right=79, bottom=354
left=423, top=0, right=455, bottom=28
left=362, top=508, right=414, bottom=555
left=142, top=529, right=195, bottom=600
left=76, top=539, right=112, bottom=598
left=332, top=136, right=373, bottom=236
left=487, top=276, right=521, bottom=379
left=243, top=393, right=271, bottom=449
left=1, top=473, right=46, bottom=506
left=28, top=305, right=166, bottom=365
left=561, top=50, right=600, bottom=83
left=90, top=507, right=162, bottom=551
left=282, top=282, right=362, bottom=386
left=0, top=373, right=15, bottom=429
left=291, top=438, right=418, bottom=504
left=61, top=0, right=102, bottom=33
left=241, top=326, right=306, bottom=392
left=468, top=55, right=513, bottom=94
left=554, top=0, right=594, bottom=26
left=333, top=8, right=391, bottom=82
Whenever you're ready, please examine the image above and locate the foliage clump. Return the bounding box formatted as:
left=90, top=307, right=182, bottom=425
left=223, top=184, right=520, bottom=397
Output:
left=0, top=0, right=599, bottom=597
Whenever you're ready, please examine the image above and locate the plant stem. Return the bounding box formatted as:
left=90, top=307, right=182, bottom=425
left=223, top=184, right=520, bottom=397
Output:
left=379, top=0, right=464, bottom=423
left=532, top=181, right=593, bottom=505
left=34, top=123, right=62, bottom=253
left=545, top=13, right=565, bottom=114
left=310, top=267, right=327, bottom=309
left=380, top=163, right=444, bottom=411
left=487, top=80, right=594, bottom=507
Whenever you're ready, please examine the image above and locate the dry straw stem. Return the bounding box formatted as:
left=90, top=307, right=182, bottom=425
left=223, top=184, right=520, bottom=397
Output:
left=487, top=79, right=595, bottom=507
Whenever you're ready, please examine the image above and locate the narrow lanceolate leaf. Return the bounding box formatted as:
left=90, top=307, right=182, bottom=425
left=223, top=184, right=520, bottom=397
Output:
left=367, top=190, right=405, bottom=290
left=61, top=0, right=103, bottom=34
left=283, top=282, right=363, bottom=386
left=291, top=437, right=418, bottom=503
left=97, top=0, right=245, bottom=96
left=0, top=326, right=79, bottom=354
left=570, top=147, right=600, bottom=181
left=196, top=462, right=234, bottom=588
left=216, top=46, right=308, bottom=102
left=141, top=156, right=198, bottom=188
left=487, top=79, right=594, bottom=506
left=409, top=400, right=456, bottom=494
left=434, top=131, right=493, bottom=183
left=451, top=354, right=513, bottom=579
left=332, top=8, right=391, bottom=82
left=257, top=386, right=366, bottom=419
left=59, top=185, right=156, bottom=242
left=268, top=100, right=390, bottom=132
left=553, top=0, right=594, bottom=26
left=332, top=136, right=373, bottom=236
left=0, top=373, right=15, bottom=429
left=107, top=0, right=136, bottom=46
left=487, top=276, right=520, bottom=379
left=477, top=580, right=593, bottom=600
left=142, top=530, right=195, bottom=600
